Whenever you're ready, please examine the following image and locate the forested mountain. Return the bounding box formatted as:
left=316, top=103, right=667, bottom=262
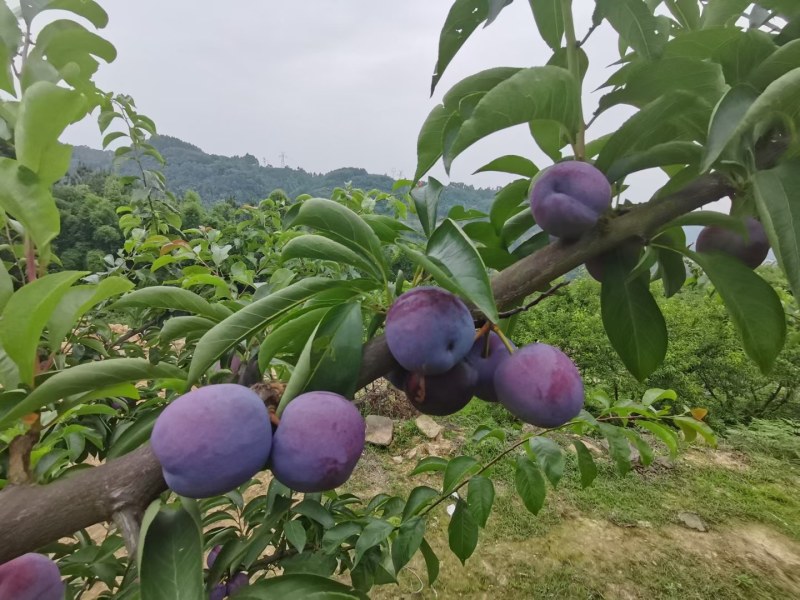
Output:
left=70, top=135, right=498, bottom=211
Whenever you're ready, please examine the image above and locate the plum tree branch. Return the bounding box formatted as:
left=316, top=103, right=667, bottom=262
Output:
left=0, top=154, right=777, bottom=563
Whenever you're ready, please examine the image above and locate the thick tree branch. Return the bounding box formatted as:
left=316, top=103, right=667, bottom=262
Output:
left=0, top=445, right=166, bottom=563
left=0, top=167, right=751, bottom=563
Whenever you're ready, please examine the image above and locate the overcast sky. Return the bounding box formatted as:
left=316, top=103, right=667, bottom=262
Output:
left=61, top=0, right=724, bottom=209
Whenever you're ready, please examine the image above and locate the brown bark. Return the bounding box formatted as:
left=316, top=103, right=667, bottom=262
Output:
left=0, top=168, right=740, bottom=563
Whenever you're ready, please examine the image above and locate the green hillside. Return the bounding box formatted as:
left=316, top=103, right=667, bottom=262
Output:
left=70, top=135, right=498, bottom=211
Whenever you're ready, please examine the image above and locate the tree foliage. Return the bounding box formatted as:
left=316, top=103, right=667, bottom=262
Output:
left=0, top=1, right=798, bottom=598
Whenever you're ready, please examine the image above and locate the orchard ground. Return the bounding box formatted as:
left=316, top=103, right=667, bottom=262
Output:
left=351, top=392, right=800, bottom=600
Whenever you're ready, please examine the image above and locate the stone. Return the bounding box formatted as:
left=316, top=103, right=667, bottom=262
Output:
left=678, top=511, right=708, bottom=532
left=415, top=415, right=443, bottom=439
left=391, top=456, right=403, bottom=464
left=365, top=415, right=393, bottom=446
left=405, top=447, right=418, bottom=460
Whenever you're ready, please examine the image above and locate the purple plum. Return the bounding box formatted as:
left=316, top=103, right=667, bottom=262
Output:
left=530, top=161, right=612, bottom=240
left=209, top=583, right=227, bottom=600
left=464, top=332, right=514, bottom=402
left=385, top=287, right=475, bottom=375
left=584, top=239, right=643, bottom=282
left=151, top=384, right=272, bottom=498
left=405, top=361, right=478, bottom=416
left=207, top=544, right=222, bottom=569
left=0, top=553, right=64, bottom=600
left=494, top=343, right=584, bottom=428
left=270, top=391, right=366, bottom=493
left=227, top=572, right=249, bottom=596
left=696, top=216, right=769, bottom=269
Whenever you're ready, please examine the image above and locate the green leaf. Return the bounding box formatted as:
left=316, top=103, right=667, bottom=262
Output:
left=598, top=423, right=633, bottom=475
left=598, top=58, right=726, bottom=114
left=625, top=429, right=655, bottom=466
left=410, top=456, right=449, bottom=476
left=489, top=178, right=530, bottom=233
left=290, top=198, right=388, bottom=281
left=753, top=160, right=800, bottom=300
left=188, top=278, right=348, bottom=384
left=292, top=499, right=335, bottom=529
left=42, top=0, right=109, bottom=28
left=686, top=249, right=786, bottom=373
left=410, top=177, right=444, bottom=238
left=403, top=219, right=499, bottom=322
left=0, top=259, right=13, bottom=314
left=663, top=210, right=747, bottom=235
left=527, top=0, right=564, bottom=50
left=445, top=67, right=581, bottom=172
left=665, top=0, right=701, bottom=29
left=572, top=440, right=598, bottom=488
left=594, top=0, right=666, bottom=60
left=0, top=270, right=86, bottom=386
left=637, top=420, right=679, bottom=458
left=415, top=105, right=452, bottom=183
left=750, top=39, right=800, bottom=90
left=159, top=316, right=215, bottom=344
left=430, top=0, right=491, bottom=93
left=0, top=1, right=21, bottom=54
left=47, top=276, right=133, bottom=352
left=107, top=410, right=162, bottom=459
left=321, top=522, right=362, bottom=554
left=701, top=84, right=760, bottom=172
left=140, top=504, right=203, bottom=600
left=642, top=388, right=678, bottom=405
left=0, top=358, right=185, bottom=428
left=402, top=486, right=439, bottom=521
left=232, top=575, right=368, bottom=600
left=112, top=286, right=231, bottom=322
left=391, top=516, right=426, bottom=573
left=473, top=154, right=539, bottom=177
left=283, top=520, right=307, bottom=553
left=527, top=437, right=565, bottom=487
left=606, top=141, right=702, bottom=184
left=529, top=119, right=569, bottom=162
left=701, top=0, right=750, bottom=28
left=258, top=307, right=328, bottom=372
left=420, top=538, right=440, bottom=585
left=515, top=456, right=546, bottom=515
left=282, top=235, right=383, bottom=281
left=467, top=475, right=495, bottom=527
left=595, top=92, right=710, bottom=174
left=442, top=456, right=480, bottom=495
left=16, top=82, right=88, bottom=185
left=719, top=68, right=800, bottom=161
left=674, top=415, right=718, bottom=446
left=448, top=499, right=479, bottom=565
left=0, top=159, right=61, bottom=250
left=278, top=301, right=363, bottom=411
left=354, top=519, right=395, bottom=566
left=655, top=245, right=687, bottom=299
left=600, top=257, right=668, bottom=381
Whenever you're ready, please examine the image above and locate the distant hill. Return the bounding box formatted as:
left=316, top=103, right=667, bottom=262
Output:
left=70, top=135, right=498, bottom=212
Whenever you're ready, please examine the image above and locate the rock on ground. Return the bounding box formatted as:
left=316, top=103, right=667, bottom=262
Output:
left=415, top=415, right=443, bottom=439
left=365, top=415, right=393, bottom=446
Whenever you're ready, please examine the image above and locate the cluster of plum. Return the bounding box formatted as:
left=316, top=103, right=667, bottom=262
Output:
left=207, top=545, right=248, bottom=600
left=150, top=384, right=366, bottom=499
left=532, top=160, right=769, bottom=275
left=385, top=286, right=585, bottom=428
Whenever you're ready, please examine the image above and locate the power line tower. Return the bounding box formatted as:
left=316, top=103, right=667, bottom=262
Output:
left=279, top=152, right=287, bottom=167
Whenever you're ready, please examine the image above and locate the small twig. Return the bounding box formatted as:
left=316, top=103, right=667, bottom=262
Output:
left=578, top=21, right=599, bottom=47
left=112, top=508, right=141, bottom=559
left=497, top=281, right=569, bottom=319
left=108, top=319, right=159, bottom=350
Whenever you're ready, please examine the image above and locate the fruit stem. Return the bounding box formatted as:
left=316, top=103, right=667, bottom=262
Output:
left=561, top=0, right=586, bottom=161
left=473, top=321, right=491, bottom=342
left=490, top=323, right=516, bottom=355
